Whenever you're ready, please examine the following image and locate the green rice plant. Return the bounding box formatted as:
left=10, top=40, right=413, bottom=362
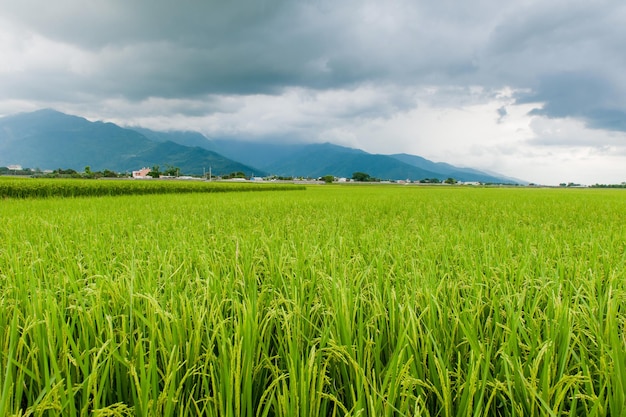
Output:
left=0, top=186, right=624, bottom=416
left=0, top=177, right=305, bottom=199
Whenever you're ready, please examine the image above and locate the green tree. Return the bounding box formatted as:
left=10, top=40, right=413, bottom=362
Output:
left=163, top=165, right=180, bottom=176
left=55, top=168, right=79, bottom=176
left=148, top=165, right=161, bottom=178
left=321, top=175, right=335, bottom=184
left=101, top=169, right=119, bottom=178
left=83, top=166, right=94, bottom=179
left=222, top=171, right=247, bottom=179
left=352, top=172, right=371, bottom=182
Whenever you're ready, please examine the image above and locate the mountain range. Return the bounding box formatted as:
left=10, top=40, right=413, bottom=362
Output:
left=0, top=109, right=258, bottom=176
left=0, top=109, right=519, bottom=183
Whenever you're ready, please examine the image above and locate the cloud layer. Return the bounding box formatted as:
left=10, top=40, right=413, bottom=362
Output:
left=1, top=0, right=625, bottom=184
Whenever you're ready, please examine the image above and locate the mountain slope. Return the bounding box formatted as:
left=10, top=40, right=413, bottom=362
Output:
left=263, top=143, right=443, bottom=179
left=132, top=127, right=215, bottom=150
left=210, top=140, right=310, bottom=169
left=0, top=109, right=519, bottom=182
left=124, top=141, right=260, bottom=177
left=207, top=140, right=518, bottom=182
left=0, top=109, right=151, bottom=170
left=0, top=109, right=261, bottom=176
left=390, top=153, right=515, bottom=183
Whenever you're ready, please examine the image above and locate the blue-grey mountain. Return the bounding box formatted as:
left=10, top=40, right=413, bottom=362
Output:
left=0, top=110, right=519, bottom=183
left=209, top=140, right=517, bottom=183
left=0, top=109, right=260, bottom=176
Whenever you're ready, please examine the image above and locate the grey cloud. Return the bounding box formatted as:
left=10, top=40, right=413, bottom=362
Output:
left=2, top=0, right=626, bottom=137
left=487, top=3, right=607, bottom=57
left=586, top=109, right=626, bottom=132
left=0, top=1, right=290, bottom=48
left=518, top=72, right=626, bottom=132
left=0, top=0, right=487, bottom=99
left=481, top=1, right=626, bottom=133
left=496, top=106, right=507, bottom=123
left=2, top=1, right=337, bottom=97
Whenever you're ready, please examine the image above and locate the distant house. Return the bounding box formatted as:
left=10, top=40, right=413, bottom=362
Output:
left=132, top=167, right=152, bottom=178
left=7, top=164, right=22, bottom=171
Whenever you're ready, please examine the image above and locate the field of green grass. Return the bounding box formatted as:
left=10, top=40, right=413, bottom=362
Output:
left=0, top=177, right=305, bottom=198
left=1, top=184, right=624, bottom=416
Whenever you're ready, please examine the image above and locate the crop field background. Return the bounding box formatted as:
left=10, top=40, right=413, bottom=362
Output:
left=0, top=177, right=305, bottom=198
left=0, top=184, right=625, bottom=416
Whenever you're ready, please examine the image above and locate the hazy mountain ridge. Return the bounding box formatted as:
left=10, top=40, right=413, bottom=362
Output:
left=0, top=109, right=260, bottom=176
left=389, top=153, right=518, bottom=183
left=132, top=127, right=214, bottom=150
left=261, top=143, right=440, bottom=180
left=211, top=140, right=515, bottom=183
left=0, top=110, right=518, bottom=183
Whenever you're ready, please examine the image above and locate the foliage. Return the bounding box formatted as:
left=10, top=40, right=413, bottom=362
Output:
left=147, top=164, right=161, bottom=178
left=53, top=168, right=81, bottom=177
left=352, top=171, right=371, bottom=181
left=0, top=186, right=625, bottom=416
left=100, top=169, right=120, bottom=178
left=0, top=166, right=41, bottom=176
left=591, top=183, right=626, bottom=188
left=420, top=177, right=442, bottom=183
left=0, top=177, right=305, bottom=199
left=320, top=174, right=335, bottom=184
left=222, top=171, right=247, bottom=179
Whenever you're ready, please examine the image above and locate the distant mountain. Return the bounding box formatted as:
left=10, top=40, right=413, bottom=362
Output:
left=0, top=109, right=519, bottom=183
left=389, top=153, right=515, bottom=184
left=210, top=140, right=309, bottom=169
left=0, top=109, right=150, bottom=170
left=121, top=141, right=262, bottom=177
left=132, top=127, right=214, bottom=150
left=211, top=140, right=517, bottom=183
left=125, top=129, right=290, bottom=176
left=0, top=109, right=261, bottom=176
left=131, top=128, right=298, bottom=171
left=260, top=142, right=443, bottom=180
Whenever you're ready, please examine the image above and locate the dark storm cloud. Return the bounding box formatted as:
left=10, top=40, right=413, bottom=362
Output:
left=1, top=0, right=626, bottom=136
left=517, top=72, right=626, bottom=132
left=483, top=1, right=626, bottom=133
left=1, top=1, right=289, bottom=48
left=0, top=0, right=486, bottom=98
left=2, top=0, right=402, bottom=97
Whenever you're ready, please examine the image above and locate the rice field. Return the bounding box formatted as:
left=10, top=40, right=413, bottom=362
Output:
left=0, top=184, right=624, bottom=416
left=0, top=177, right=305, bottom=198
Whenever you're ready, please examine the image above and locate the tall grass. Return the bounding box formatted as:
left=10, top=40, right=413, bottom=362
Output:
left=0, top=186, right=624, bottom=416
left=0, top=177, right=305, bottom=199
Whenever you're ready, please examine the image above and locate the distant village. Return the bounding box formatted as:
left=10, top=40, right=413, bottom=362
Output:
left=0, top=164, right=485, bottom=185
left=2, top=164, right=625, bottom=188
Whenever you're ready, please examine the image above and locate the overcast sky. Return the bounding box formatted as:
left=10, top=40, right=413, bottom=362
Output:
left=1, top=0, right=625, bottom=184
